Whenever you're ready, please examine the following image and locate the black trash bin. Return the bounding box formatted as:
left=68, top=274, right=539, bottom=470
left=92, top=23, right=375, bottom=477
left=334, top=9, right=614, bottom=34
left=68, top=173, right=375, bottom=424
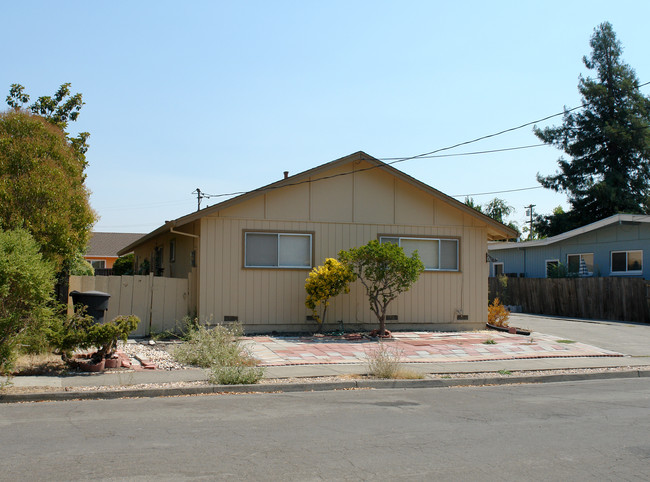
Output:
left=69, top=290, right=111, bottom=324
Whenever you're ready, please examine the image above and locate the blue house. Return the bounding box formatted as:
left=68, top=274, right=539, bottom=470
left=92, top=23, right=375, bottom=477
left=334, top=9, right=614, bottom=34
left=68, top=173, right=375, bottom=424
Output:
left=488, top=214, right=650, bottom=279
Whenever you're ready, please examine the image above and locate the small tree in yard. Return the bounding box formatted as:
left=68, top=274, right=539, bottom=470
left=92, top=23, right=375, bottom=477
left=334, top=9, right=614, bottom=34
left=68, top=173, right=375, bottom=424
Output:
left=305, top=258, right=356, bottom=332
left=339, top=240, right=424, bottom=337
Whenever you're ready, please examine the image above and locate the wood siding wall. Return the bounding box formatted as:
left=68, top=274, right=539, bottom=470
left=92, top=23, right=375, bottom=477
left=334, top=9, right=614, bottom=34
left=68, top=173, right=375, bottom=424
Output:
left=199, top=217, right=489, bottom=331
left=489, top=277, right=650, bottom=322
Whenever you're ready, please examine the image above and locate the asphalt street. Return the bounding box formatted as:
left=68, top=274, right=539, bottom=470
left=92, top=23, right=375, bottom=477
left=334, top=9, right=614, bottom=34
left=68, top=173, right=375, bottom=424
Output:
left=510, top=314, right=650, bottom=357
left=2, top=378, right=649, bottom=481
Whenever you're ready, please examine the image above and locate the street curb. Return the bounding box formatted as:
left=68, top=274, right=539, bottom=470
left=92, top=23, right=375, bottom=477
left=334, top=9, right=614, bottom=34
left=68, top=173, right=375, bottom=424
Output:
left=2, top=369, right=650, bottom=404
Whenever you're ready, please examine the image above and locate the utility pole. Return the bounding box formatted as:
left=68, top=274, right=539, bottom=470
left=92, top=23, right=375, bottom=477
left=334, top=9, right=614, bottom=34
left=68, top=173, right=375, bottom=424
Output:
left=524, top=204, right=536, bottom=239
left=193, top=188, right=203, bottom=211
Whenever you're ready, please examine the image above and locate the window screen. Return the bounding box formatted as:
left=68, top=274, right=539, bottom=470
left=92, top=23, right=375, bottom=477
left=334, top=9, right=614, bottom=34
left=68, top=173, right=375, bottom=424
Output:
left=380, top=236, right=459, bottom=271
left=401, top=239, right=439, bottom=270
left=245, top=232, right=311, bottom=268
left=279, top=234, right=311, bottom=268
left=245, top=233, right=278, bottom=267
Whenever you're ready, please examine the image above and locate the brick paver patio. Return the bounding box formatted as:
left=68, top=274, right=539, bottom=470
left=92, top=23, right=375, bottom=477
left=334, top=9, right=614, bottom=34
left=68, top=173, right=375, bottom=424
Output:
left=243, top=331, right=623, bottom=366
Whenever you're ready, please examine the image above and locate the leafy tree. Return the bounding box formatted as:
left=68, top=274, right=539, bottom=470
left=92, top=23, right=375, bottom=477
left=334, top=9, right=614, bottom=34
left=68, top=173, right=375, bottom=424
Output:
left=0, top=110, right=95, bottom=271
left=305, top=258, right=356, bottom=332
left=465, top=197, right=518, bottom=232
left=338, top=240, right=424, bottom=337
left=0, top=229, right=55, bottom=374
left=113, top=254, right=135, bottom=276
left=6, top=83, right=89, bottom=161
left=534, top=22, right=650, bottom=236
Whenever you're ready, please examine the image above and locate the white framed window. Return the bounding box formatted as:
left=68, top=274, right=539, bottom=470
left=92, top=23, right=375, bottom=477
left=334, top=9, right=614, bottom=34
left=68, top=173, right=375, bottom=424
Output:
left=545, top=259, right=559, bottom=278
left=244, top=232, right=312, bottom=269
left=493, top=262, right=504, bottom=277
left=567, top=253, right=593, bottom=276
left=379, top=236, right=459, bottom=271
left=611, top=250, right=643, bottom=274
left=91, top=260, right=106, bottom=269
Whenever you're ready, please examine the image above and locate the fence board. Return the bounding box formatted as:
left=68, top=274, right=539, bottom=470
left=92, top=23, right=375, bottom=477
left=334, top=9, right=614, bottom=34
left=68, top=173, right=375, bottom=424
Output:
left=68, top=275, right=190, bottom=336
left=489, top=277, right=650, bottom=322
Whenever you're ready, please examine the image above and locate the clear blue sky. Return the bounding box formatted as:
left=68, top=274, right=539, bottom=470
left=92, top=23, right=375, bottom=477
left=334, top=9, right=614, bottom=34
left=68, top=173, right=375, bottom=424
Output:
left=3, top=1, right=649, bottom=234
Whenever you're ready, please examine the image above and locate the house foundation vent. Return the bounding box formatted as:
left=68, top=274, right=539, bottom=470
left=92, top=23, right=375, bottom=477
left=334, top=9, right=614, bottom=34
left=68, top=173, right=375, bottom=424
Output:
left=224, top=315, right=238, bottom=322
left=386, top=315, right=398, bottom=321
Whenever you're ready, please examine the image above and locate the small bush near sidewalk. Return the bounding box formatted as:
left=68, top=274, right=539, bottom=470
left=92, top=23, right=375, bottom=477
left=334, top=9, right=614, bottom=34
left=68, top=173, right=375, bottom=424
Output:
left=366, top=342, right=424, bottom=379
left=209, top=365, right=265, bottom=385
left=173, top=321, right=264, bottom=384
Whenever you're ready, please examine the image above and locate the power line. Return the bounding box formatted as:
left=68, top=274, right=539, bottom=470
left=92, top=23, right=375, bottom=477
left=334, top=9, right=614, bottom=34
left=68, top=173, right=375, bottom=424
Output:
left=379, top=143, right=546, bottom=160
left=452, top=186, right=544, bottom=198
left=195, top=80, right=650, bottom=204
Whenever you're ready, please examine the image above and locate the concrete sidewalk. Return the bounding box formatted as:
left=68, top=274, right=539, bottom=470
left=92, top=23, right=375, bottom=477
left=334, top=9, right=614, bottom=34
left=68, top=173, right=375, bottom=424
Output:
left=2, top=314, right=649, bottom=400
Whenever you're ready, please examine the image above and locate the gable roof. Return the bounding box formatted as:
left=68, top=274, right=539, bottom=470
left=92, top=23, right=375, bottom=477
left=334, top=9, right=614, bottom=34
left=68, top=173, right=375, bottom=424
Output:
left=119, top=151, right=518, bottom=255
left=488, top=214, right=650, bottom=251
left=87, top=232, right=145, bottom=257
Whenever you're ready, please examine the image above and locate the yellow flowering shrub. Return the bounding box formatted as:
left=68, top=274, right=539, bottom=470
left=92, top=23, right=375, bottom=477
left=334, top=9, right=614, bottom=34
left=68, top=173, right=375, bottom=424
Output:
left=305, top=258, right=356, bottom=331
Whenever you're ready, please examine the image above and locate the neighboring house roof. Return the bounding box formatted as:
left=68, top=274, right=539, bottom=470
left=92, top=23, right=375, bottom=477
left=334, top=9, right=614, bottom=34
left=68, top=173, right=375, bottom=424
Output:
left=118, top=151, right=518, bottom=255
left=87, top=232, right=145, bottom=257
left=488, top=214, right=650, bottom=251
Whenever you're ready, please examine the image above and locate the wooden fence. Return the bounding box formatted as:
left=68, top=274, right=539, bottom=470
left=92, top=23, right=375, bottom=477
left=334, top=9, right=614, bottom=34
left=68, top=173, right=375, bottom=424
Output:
left=488, top=277, right=650, bottom=322
left=68, top=274, right=191, bottom=337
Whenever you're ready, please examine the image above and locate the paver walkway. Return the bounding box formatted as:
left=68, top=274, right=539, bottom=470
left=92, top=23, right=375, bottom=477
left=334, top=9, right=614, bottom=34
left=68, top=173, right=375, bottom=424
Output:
left=243, top=331, right=622, bottom=366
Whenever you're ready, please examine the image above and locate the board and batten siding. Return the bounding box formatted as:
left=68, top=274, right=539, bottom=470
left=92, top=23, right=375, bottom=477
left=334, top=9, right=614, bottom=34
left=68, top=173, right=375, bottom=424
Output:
left=198, top=217, right=488, bottom=331
left=146, top=158, right=494, bottom=332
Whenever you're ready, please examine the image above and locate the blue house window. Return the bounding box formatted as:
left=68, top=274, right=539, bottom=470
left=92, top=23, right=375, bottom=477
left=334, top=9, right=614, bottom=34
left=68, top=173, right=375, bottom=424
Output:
left=611, top=250, right=643, bottom=274
left=567, top=253, right=593, bottom=276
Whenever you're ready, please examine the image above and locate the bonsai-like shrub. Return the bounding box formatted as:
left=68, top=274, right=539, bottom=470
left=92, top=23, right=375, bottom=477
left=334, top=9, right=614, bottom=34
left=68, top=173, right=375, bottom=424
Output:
left=305, top=258, right=356, bottom=332
left=50, top=313, right=139, bottom=363
left=488, top=298, right=510, bottom=327
left=88, top=315, right=139, bottom=361
left=339, top=240, right=424, bottom=337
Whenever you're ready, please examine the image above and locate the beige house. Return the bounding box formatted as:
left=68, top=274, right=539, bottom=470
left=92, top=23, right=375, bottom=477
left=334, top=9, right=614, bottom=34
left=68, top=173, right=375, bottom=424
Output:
left=119, top=151, right=516, bottom=332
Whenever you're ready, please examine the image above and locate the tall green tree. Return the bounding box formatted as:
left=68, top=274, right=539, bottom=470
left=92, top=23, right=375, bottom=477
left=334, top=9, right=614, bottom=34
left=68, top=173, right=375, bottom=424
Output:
left=534, top=22, right=650, bottom=236
left=0, top=109, right=95, bottom=271
left=7, top=83, right=90, bottom=162
left=465, top=197, right=518, bottom=232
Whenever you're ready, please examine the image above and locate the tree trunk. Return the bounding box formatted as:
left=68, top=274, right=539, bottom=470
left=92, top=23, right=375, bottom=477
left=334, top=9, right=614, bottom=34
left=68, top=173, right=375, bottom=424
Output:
left=379, top=312, right=386, bottom=337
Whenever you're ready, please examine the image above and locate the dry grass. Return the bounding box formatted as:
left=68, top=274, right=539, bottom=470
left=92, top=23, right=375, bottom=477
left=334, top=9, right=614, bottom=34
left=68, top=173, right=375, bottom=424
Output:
left=11, top=353, right=66, bottom=376
left=365, top=343, right=424, bottom=379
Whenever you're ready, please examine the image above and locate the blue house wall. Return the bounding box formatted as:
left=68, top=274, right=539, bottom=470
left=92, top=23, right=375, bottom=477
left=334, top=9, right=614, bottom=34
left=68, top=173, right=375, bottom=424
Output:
left=489, top=221, right=650, bottom=279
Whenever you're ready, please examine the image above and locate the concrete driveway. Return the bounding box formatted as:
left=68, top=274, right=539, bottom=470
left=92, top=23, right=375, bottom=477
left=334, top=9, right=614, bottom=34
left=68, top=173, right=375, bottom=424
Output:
left=509, top=313, right=650, bottom=357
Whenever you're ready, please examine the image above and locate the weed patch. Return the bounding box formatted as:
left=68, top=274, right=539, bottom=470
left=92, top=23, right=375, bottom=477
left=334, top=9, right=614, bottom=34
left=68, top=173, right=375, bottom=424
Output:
left=173, top=322, right=264, bottom=384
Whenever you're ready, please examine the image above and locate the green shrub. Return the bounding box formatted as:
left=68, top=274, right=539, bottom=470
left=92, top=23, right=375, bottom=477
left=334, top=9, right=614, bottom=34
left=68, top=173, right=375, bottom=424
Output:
left=69, top=252, right=94, bottom=276
left=174, top=322, right=243, bottom=367
left=49, top=312, right=139, bottom=363
left=209, top=365, right=265, bottom=385
left=88, top=315, right=139, bottom=361
left=173, top=322, right=264, bottom=384
left=0, top=229, right=56, bottom=374
left=113, top=254, right=134, bottom=276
